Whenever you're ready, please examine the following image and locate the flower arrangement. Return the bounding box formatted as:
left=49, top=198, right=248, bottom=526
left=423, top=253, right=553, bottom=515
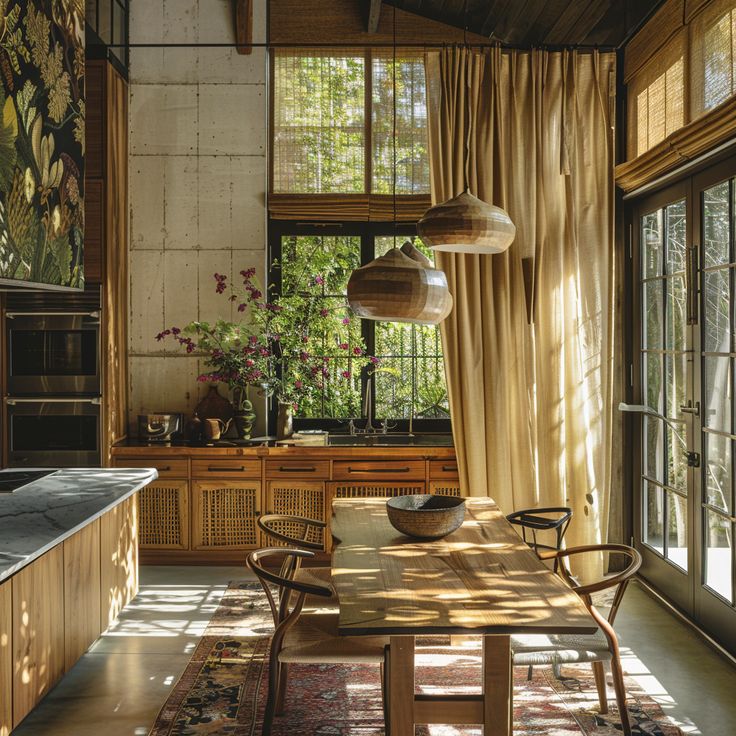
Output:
left=156, top=265, right=375, bottom=417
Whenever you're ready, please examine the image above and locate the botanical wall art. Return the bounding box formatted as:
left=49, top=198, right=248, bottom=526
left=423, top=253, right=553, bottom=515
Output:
left=0, top=0, right=84, bottom=288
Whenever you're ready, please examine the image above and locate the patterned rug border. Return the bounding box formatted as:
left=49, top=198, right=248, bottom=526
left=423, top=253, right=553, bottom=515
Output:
left=147, top=581, right=686, bottom=736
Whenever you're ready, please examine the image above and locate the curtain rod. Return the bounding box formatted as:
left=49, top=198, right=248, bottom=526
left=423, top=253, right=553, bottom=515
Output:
left=99, top=42, right=618, bottom=52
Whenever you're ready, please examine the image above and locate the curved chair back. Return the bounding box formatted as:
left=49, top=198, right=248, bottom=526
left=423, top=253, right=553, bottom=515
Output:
left=247, top=547, right=333, bottom=628
left=506, top=506, right=573, bottom=569
left=257, top=513, right=326, bottom=551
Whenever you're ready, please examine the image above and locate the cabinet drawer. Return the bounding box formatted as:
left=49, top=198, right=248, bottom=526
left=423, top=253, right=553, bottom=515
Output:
left=115, top=457, right=188, bottom=478
left=191, top=458, right=261, bottom=478
left=333, top=460, right=425, bottom=481
left=265, top=459, right=330, bottom=479
left=429, top=460, right=459, bottom=479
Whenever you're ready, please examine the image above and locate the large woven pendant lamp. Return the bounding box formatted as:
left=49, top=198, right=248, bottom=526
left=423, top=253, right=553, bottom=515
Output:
left=346, top=3, right=452, bottom=325
left=348, top=240, right=453, bottom=324
left=417, top=5, right=515, bottom=255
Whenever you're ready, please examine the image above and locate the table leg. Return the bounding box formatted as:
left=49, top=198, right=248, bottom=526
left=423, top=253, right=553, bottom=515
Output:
left=482, top=635, right=512, bottom=736
left=388, top=635, right=415, bottom=736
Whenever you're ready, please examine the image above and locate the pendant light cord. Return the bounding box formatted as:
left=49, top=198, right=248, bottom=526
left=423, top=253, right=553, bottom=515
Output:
left=463, top=0, right=471, bottom=195
left=392, top=0, right=397, bottom=241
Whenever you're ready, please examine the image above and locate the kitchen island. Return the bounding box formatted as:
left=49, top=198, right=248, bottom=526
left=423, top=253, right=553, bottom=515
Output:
left=0, top=467, right=157, bottom=735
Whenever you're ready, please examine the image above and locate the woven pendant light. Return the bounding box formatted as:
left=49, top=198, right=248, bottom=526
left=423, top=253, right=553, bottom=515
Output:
left=417, top=189, right=516, bottom=254
left=347, top=241, right=453, bottom=325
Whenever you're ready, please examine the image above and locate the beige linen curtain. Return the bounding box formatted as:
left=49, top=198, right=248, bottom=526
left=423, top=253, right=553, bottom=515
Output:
left=426, top=47, right=616, bottom=564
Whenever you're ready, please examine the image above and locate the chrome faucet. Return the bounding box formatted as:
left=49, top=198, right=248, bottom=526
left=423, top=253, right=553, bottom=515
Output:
left=361, top=377, right=377, bottom=433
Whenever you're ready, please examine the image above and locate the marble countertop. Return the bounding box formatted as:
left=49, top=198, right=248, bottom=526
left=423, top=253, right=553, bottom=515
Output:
left=0, top=467, right=157, bottom=584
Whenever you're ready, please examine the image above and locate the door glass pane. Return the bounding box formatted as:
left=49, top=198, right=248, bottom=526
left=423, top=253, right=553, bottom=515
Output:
left=667, top=491, right=688, bottom=570
left=704, top=267, right=731, bottom=352
left=644, top=280, right=664, bottom=348
left=666, top=199, right=687, bottom=274
left=642, top=210, right=663, bottom=278
left=704, top=510, right=733, bottom=602
left=645, top=416, right=665, bottom=482
left=666, top=274, right=686, bottom=350
left=665, top=353, right=687, bottom=420
left=644, top=352, right=664, bottom=411
left=705, top=433, right=732, bottom=513
left=644, top=481, right=665, bottom=554
left=667, top=426, right=687, bottom=490
left=704, top=356, right=732, bottom=432
left=703, top=181, right=731, bottom=267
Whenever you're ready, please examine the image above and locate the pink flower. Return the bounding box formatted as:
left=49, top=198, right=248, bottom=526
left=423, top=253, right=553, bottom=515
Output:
left=273, top=334, right=281, bottom=341
left=353, top=347, right=363, bottom=356
left=320, top=308, right=329, bottom=317
left=249, top=335, right=258, bottom=344
left=238, top=303, right=247, bottom=312
left=294, top=380, right=303, bottom=390
left=214, top=273, right=227, bottom=293
left=339, top=342, right=348, bottom=350
left=341, top=370, right=351, bottom=379
left=342, top=317, right=350, bottom=325
left=314, top=275, right=325, bottom=285
left=171, top=327, right=181, bottom=335
left=300, top=351, right=309, bottom=362
left=245, top=359, right=254, bottom=367
left=240, top=267, right=256, bottom=280
left=370, top=356, right=380, bottom=365
left=301, top=335, right=309, bottom=343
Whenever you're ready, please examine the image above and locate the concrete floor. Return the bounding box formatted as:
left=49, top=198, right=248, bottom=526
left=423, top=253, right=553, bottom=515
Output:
left=12, top=567, right=736, bottom=736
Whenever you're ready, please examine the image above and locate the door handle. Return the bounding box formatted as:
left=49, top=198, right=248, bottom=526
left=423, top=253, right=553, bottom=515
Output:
left=679, top=401, right=700, bottom=415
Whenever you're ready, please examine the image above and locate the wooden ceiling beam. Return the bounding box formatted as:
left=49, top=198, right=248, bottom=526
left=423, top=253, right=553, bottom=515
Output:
left=234, top=0, right=252, bottom=55
left=367, top=0, right=383, bottom=32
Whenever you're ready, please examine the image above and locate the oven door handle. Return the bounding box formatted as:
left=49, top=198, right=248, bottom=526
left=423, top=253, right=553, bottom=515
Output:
left=5, top=311, right=100, bottom=319
left=5, top=397, right=101, bottom=405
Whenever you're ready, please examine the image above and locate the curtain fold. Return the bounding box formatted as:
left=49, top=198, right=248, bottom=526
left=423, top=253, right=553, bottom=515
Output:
left=426, top=48, right=616, bottom=570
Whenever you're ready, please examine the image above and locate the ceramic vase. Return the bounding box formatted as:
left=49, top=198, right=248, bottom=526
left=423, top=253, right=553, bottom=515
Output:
left=276, top=402, right=294, bottom=440
left=233, top=400, right=256, bottom=439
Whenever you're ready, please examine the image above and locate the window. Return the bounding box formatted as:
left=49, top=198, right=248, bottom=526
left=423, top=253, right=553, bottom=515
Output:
left=272, top=50, right=429, bottom=196
left=269, top=223, right=450, bottom=431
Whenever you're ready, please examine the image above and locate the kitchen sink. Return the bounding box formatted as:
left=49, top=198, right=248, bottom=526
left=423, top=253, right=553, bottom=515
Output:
left=327, top=433, right=453, bottom=447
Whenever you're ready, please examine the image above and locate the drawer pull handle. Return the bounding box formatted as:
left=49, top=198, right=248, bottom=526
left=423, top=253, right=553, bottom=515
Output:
left=159, top=466, right=172, bottom=472
left=207, top=466, right=246, bottom=472
left=442, top=465, right=458, bottom=472
left=278, top=466, right=317, bottom=472
left=349, top=466, right=411, bottom=473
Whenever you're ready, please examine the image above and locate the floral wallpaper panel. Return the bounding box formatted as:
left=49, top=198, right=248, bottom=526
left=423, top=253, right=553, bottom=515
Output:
left=0, top=0, right=84, bottom=288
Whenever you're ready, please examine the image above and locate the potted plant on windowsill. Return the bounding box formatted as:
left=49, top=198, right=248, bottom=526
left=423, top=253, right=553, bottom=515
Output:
left=156, top=266, right=375, bottom=440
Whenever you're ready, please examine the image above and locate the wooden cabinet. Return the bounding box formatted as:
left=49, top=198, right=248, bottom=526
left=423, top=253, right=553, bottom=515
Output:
left=192, top=480, right=261, bottom=550
left=63, top=520, right=102, bottom=670
left=265, top=480, right=327, bottom=548
left=86, top=59, right=129, bottom=464
left=12, top=546, right=65, bottom=728
left=100, top=496, right=139, bottom=632
left=138, top=480, right=190, bottom=550
left=112, top=447, right=458, bottom=562
left=0, top=580, right=10, bottom=736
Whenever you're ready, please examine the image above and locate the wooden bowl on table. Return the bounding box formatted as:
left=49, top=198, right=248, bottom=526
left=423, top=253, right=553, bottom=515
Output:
left=386, top=494, right=466, bottom=540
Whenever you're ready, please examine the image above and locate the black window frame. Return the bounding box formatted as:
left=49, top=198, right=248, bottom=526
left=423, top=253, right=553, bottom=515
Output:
left=267, top=218, right=452, bottom=435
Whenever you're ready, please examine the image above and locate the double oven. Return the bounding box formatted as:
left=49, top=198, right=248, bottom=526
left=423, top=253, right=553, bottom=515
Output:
left=4, top=291, right=102, bottom=467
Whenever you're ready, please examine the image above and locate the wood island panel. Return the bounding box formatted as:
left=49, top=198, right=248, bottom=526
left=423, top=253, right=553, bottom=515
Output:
left=12, top=546, right=65, bottom=728
left=100, top=496, right=139, bottom=632
left=0, top=580, right=10, bottom=736
left=63, top=519, right=102, bottom=670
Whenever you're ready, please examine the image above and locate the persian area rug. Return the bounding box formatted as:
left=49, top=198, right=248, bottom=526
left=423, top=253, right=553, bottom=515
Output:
left=148, top=582, right=685, bottom=736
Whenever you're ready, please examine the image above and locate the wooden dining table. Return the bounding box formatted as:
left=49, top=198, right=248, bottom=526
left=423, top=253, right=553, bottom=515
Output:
left=330, top=497, right=598, bottom=736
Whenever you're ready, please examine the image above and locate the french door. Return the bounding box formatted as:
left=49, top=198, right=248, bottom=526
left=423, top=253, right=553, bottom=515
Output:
left=632, top=156, right=736, bottom=654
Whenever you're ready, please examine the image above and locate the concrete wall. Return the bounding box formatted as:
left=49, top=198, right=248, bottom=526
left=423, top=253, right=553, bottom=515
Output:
left=128, top=0, right=268, bottom=435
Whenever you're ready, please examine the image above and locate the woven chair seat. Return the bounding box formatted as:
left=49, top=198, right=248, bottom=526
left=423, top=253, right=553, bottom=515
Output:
left=511, top=630, right=612, bottom=667
left=279, top=612, right=387, bottom=664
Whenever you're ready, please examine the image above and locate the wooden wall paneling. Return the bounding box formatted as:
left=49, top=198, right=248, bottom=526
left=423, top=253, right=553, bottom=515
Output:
left=84, top=179, right=104, bottom=284
left=101, top=62, right=129, bottom=464
left=100, top=496, right=139, bottom=632
left=12, top=546, right=65, bottom=728
left=685, top=0, right=712, bottom=22
left=85, top=62, right=105, bottom=179
left=0, top=580, right=11, bottom=736
left=63, top=519, right=102, bottom=670
left=138, top=480, right=190, bottom=549
left=191, top=480, right=261, bottom=550
left=268, top=0, right=490, bottom=45
left=235, top=0, right=253, bottom=54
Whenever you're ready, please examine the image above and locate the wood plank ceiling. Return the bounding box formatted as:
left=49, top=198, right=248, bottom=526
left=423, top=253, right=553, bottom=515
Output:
left=386, top=0, right=666, bottom=47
